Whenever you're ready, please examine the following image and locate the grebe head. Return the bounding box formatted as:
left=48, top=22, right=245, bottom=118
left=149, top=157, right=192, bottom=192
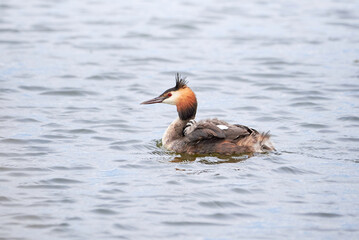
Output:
left=141, top=73, right=197, bottom=120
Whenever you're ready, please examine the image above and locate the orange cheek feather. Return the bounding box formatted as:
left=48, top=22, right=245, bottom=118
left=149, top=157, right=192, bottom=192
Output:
left=176, top=88, right=196, bottom=111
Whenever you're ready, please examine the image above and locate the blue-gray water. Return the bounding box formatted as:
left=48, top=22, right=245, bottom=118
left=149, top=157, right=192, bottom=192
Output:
left=1, top=0, right=359, bottom=239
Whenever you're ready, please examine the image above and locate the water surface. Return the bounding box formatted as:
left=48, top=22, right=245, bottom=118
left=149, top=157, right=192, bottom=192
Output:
left=1, top=0, right=359, bottom=239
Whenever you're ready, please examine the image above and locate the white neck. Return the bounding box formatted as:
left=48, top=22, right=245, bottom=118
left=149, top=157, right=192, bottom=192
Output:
left=162, top=117, right=189, bottom=148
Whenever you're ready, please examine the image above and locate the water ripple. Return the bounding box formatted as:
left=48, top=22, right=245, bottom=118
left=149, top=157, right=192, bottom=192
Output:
left=40, top=90, right=99, bottom=96
left=1, top=1, right=358, bottom=239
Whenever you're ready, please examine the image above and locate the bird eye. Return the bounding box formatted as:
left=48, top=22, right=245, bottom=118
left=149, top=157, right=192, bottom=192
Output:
left=167, top=93, right=172, bottom=97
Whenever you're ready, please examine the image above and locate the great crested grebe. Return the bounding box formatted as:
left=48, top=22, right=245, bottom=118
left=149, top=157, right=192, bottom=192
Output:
left=141, top=73, right=275, bottom=155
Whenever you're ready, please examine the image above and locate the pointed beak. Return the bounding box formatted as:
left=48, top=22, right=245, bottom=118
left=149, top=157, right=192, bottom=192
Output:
left=141, top=96, right=165, bottom=105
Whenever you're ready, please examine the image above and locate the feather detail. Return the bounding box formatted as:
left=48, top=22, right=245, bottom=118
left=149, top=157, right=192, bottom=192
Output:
left=176, top=87, right=197, bottom=120
left=175, top=73, right=188, bottom=89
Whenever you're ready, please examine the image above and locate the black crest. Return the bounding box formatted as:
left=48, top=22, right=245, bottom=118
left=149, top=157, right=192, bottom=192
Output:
left=175, top=73, right=188, bottom=89
left=160, top=73, right=189, bottom=97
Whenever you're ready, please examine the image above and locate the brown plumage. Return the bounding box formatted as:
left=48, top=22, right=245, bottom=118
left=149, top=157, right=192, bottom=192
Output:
left=141, top=73, right=275, bottom=155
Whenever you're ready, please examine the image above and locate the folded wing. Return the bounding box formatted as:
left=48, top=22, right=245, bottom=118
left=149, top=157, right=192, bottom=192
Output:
left=184, top=118, right=256, bottom=143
